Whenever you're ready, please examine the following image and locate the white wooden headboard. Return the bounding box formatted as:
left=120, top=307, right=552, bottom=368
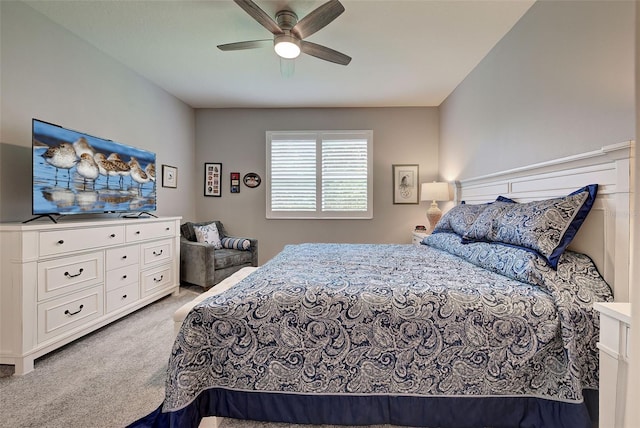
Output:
left=456, top=142, right=634, bottom=302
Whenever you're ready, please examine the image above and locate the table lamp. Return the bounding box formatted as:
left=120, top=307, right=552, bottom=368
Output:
left=420, top=182, right=450, bottom=233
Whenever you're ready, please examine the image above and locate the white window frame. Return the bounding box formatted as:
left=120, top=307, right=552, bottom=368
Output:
left=266, top=130, right=373, bottom=219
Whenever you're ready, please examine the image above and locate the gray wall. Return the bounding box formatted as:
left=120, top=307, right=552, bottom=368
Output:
left=0, top=1, right=196, bottom=222
left=439, top=0, right=635, bottom=181
left=194, top=108, right=439, bottom=263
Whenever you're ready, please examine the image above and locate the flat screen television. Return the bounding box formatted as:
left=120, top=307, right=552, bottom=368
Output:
left=31, top=118, right=157, bottom=221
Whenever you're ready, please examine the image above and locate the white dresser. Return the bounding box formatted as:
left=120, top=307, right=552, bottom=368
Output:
left=0, top=216, right=181, bottom=374
left=593, top=302, right=631, bottom=428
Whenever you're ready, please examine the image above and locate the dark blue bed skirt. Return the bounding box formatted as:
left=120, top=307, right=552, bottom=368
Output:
left=128, top=389, right=598, bottom=428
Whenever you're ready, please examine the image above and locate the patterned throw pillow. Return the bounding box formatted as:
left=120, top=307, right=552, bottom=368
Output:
left=433, top=203, right=487, bottom=236
left=447, top=203, right=493, bottom=237
left=194, top=223, right=222, bottom=249
left=425, top=232, right=546, bottom=287
left=434, top=197, right=516, bottom=237
left=221, top=237, right=251, bottom=251
left=462, top=201, right=515, bottom=242
left=463, top=184, right=598, bottom=269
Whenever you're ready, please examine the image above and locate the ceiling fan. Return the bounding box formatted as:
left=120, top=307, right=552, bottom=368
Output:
left=218, top=0, right=351, bottom=75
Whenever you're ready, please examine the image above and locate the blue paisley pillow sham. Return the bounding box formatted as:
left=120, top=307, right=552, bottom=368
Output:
left=461, top=200, right=515, bottom=241
left=433, top=197, right=515, bottom=237
left=432, top=202, right=487, bottom=236
left=462, top=185, right=598, bottom=269
left=425, top=232, right=545, bottom=286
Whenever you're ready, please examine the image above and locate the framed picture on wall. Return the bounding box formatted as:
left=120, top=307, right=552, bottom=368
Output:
left=162, top=165, right=178, bottom=188
left=392, top=164, right=419, bottom=204
left=243, top=172, right=261, bottom=188
left=204, top=163, right=222, bottom=197
left=230, top=172, right=240, bottom=193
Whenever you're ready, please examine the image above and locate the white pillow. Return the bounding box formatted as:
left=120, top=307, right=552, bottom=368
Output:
left=194, top=223, right=222, bottom=249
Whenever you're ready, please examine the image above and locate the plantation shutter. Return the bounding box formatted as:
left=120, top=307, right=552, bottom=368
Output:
left=267, top=131, right=373, bottom=219
left=269, top=135, right=317, bottom=211
left=322, top=137, right=368, bottom=212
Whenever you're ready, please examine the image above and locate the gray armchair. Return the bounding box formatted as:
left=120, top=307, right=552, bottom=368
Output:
left=180, top=221, right=258, bottom=289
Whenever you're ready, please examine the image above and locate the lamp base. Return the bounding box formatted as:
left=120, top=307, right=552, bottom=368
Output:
left=426, top=201, right=442, bottom=233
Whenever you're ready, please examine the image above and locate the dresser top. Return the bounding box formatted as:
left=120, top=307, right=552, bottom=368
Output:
left=0, top=216, right=182, bottom=231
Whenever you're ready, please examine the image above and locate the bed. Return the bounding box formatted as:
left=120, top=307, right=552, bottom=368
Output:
left=131, top=142, right=632, bottom=428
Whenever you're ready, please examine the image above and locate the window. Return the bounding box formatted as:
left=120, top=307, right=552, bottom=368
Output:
left=266, top=130, right=373, bottom=219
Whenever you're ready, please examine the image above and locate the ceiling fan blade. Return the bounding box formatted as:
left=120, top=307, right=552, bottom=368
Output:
left=301, top=41, right=351, bottom=65
left=217, top=39, right=272, bottom=51
left=291, top=0, right=345, bottom=39
left=280, top=58, right=295, bottom=78
left=234, top=0, right=283, bottom=35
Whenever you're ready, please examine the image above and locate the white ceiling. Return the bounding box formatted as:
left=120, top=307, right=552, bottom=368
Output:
left=25, top=0, right=535, bottom=109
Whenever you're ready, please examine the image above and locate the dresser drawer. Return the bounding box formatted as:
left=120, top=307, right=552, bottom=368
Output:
left=105, top=264, right=138, bottom=292
left=106, top=282, right=139, bottom=313
left=38, top=286, right=104, bottom=343
left=106, top=245, right=139, bottom=270
left=126, top=221, right=175, bottom=243
left=140, top=239, right=173, bottom=268
left=141, top=265, right=174, bottom=297
left=39, top=225, right=124, bottom=257
left=38, top=252, right=104, bottom=301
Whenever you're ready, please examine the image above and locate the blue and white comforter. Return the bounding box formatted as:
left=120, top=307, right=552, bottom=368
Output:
left=161, top=235, right=612, bottom=426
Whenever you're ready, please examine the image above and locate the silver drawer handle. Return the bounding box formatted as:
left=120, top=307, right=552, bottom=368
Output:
left=64, top=304, right=84, bottom=316
left=64, top=268, right=84, bottom=278
left=153, top=275, right=164, bottom=283
left=153, top=249, right=163, bottom=256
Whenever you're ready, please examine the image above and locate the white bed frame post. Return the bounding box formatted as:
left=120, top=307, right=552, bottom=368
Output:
left=456, top=141, right=634, bottom=302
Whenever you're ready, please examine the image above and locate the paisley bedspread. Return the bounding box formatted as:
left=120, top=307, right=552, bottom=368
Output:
left=156, top=235, right=612, bottom=428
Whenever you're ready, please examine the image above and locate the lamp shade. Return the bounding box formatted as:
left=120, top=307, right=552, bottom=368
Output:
left=420, top=182, right=450, bottom=202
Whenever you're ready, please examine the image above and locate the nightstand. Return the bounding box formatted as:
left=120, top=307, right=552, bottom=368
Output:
left=412, top=231, right=429, bottom=245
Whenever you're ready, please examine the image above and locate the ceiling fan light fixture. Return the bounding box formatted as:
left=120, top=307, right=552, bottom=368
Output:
left=220, top=0, right=351, bottom=69
left=274, top=34, right=301, bottom=59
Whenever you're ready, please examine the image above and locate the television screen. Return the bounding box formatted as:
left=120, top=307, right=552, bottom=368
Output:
left=32, top=119, right=157, bottom=216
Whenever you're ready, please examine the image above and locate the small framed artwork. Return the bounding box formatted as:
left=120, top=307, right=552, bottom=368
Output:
left=243, top=172, right=261, bottom=188
left=204, top=163, right=222, bottom=197
left=230, top=172, right=240, bottom=193
left=162, top=165, right=178, bottom=188
left=392, top=164, right=419, bottom=204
